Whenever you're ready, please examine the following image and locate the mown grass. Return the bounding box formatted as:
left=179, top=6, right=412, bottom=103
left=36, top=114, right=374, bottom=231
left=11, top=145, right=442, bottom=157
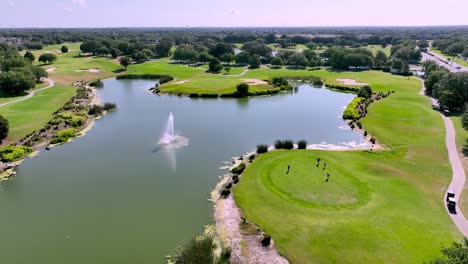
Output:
left=367, top=44, right=391, bottom=56
left=0, top=85, right=77, bottom=142
left=234, top=72, right=461, bottom=263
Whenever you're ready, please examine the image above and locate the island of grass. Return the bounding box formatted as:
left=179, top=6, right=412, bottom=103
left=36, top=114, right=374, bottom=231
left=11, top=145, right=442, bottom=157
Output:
left=232, top=73, right=461, bottom=263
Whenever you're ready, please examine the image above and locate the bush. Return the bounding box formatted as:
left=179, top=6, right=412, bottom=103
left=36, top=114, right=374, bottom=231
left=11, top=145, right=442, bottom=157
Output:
left=261, top=234, right=271, bottom=246
left=325, top=84, right=360, bottom=92
left=51, top=128, right=76, bottom=144
left=66, top=115, right=86, bottom=127
left=0, top=145, right=33, bottom=162
left=116, top=74, right=174, bottom=84
left=173, top=236, right=215, bottom=264
left=235, top=83, right=249, bottom=98
left=298, top=140, right=307, bottom=149
left=0, top=115, right=9, bottom=142
left=272, top=77, right=288, bottom=87
left=88, top=104, right=104, bottom=116
left=357, top=85, right=373, bottom=99
left=103, top=102, right=117, bottom=111
left=274, top=140, right=284, bottom=149
left=257, top=144, right=268, bottom=154
left=208, top=58, right=223, bottom=72
left=283, top=140, right=294, bottom=149
left=89, top=79, right=104, bottom=87
left=231, top=163, right=246, bottom=174
left=343, top=97, right=365, bottom=120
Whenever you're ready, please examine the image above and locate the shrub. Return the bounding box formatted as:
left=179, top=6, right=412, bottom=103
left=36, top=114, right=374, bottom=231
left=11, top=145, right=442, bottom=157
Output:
left=249, top=154, right=255, bottom=161
left=235, top=83, right=249, bottom=98
left=261, top=234, right=271, bottom=246
left=356, top=121, right=362, bottom=129
left=89, top=79, right=104, bottom=87
left=0, top=145, right=33, bottom=162
left=325, top=84, right=360, bottom=92
left=364, top=131, right=368, bottom=136
left=221, top=189, right=231, bottom=198
left=357, top=85, right=373, bottom=99
left=66, top=115, right=86, bottom=127
left=283, top=140, right=294, bottom=150
left=88, top=105, right=104, bottom=116
left=0, top=115, right=9, bottom=142
left=370, top=137, right=376, bottom=144
left=231, top=163, right=246, bottom=174
left=103, top=102, right=117, bottom=111
left=298, top=140, right=307, bottom=149
left=272, top=77, right=288, bottom=87
left=51, top=128, right=76, bottom=144
left=116, top=74, right=174, bottom=84
left=343, top=97, right=365, bottom=120
left=257, top=144, right=268, bottom=154
left=173, top=236, right=215, bottom=264
left=274, top=140, right=284, bottom=149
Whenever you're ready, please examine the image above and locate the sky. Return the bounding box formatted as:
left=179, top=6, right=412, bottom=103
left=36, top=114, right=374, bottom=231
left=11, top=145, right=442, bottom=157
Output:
left=0, top=0, right=467, bottom=28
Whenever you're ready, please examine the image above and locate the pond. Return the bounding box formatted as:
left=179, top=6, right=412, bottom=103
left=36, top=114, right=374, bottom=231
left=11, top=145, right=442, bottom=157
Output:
left=0, top=79, right=366, bottom=264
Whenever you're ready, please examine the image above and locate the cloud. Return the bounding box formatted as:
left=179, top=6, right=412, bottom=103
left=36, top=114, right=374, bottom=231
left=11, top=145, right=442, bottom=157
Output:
left=7, top=0, right=15, bottom=7
left=64, top=7, right=73, bottom=12
left=72, top=0, right=87, bottom=8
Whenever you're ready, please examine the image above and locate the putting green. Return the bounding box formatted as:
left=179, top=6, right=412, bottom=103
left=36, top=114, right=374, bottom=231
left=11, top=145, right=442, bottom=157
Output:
left=261, top=154, right=369, bottom=208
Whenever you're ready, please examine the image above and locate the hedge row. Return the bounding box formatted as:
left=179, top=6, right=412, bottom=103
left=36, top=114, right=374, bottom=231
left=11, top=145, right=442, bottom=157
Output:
left=116, top=74, right=174, bottom=84
left=189, top=89, right=281, bottom=98
left=343, top=97, right=365, bottom=120
left=326, top=84, right=361, bottom=92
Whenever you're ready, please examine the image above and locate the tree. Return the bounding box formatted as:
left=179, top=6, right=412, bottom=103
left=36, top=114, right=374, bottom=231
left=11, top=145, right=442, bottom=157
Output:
left=0, top=115, right=8, bottom=142
left=463, top=48, right=468, bottom=59
left=24, top=51, right=35, bottom=62
left=374, top=50, right=388, bottom=68
left=426, top=238, right=468, bottom=264
left=0, top=57, right=28, bottom=71
left=303, top=49, right=321, bottom=67
left=439, top=90, right=464, bottom=111
left=80, top=41, right=100, bottom=55
left=305, top=42, right=317, bottom=50
left=154, top=37, right=174, bottom=57
left=288, top=52, right=308, bottom=67
left=26, top=42, right=43, bottom=50
left=208, top=58, right=223, bottom=72
left=235, top=52, right=251, bottom=64
left=417, top=40, right=429, bottom=49
left=119, top=57, right=131, bottom=70
left=462, top=110, right=468, bottom=130
left=38, top=53, right=57, bottom=64
left=220, top=53, right=235, bottom=65
left=249, top=55, right=261, bottom=69
left=236, top=83, right=249, bottom=97
left=61, top=45, right=69, bottom=53
left=173, top=46, right=198, bottom=62
left=265, top=33, right=276, bottom=44
left=97, top=46, right=110, bottom=56
left=198, top=52, right=212, bottom=64
left=209, top=42, right=234, bottom=58
left=0, top=70, right=36, bottom=94
left=224, top=66, right=231, bottom=75
left=357, top=86, right=373, bottom=99
left=110, top=48, right=120, bottom=58
left=30, top=66, right=48, bottom=82
left=270, top=57, right=283, bottom=67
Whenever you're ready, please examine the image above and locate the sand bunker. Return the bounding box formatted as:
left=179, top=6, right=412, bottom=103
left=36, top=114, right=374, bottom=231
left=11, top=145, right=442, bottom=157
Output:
left=46, top=67, right=57, bottom=73
left=75, top=68, right=101, bottom=73
left=172, top=80, right=189, bottom=84
left=241, top=79, right=267, bottom=85
left=336, top=78, right=368, bottom=86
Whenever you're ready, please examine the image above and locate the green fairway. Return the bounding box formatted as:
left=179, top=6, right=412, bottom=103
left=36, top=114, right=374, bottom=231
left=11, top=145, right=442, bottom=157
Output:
left=234, top=72, right=461, bottom=263
left=0, top=85, right=77, bottom=142
left=450, top=116, right=468, bottom=215
left=367, top=44, right=391, bottom=56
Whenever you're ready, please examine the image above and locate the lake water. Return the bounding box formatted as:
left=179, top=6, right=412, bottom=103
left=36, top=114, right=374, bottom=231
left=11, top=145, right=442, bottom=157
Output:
left=0, top=79, right=365, bottom=263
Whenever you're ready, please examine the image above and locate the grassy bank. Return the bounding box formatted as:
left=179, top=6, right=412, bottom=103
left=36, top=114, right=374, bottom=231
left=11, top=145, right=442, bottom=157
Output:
left=234, top=72, right=461, bottom=263
left=432, top=49, right=468, bottom=67
left=450, top=116, right=468, bottom=216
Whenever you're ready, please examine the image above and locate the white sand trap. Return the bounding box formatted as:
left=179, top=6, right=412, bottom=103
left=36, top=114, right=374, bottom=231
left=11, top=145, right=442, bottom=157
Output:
left=336, top=78, right=368, bottom=86
left=75, top=68, right=101, bottom=73
left=46, top=67, right=57, bottom=73
left=172, top=80, right=189, bottom=84
left=241, top=79, right=267, bottom=85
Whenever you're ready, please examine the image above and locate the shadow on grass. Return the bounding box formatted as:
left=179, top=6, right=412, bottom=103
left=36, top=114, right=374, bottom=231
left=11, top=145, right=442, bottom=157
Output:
left=113, top=69, right=126, bottom=73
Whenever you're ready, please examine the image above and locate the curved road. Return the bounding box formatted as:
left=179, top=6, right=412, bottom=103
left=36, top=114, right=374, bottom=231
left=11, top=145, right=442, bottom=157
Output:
left=419, top=80, right=468, bottom=236
left=0, top=78, right=55, bottom=108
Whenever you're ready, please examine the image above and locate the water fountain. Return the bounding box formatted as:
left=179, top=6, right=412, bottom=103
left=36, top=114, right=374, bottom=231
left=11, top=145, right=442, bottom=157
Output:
left=157, top=112, right=189, bottom=149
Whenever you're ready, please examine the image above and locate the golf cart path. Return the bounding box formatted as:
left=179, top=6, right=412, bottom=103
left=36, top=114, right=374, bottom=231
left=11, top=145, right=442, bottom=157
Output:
left=0, top=78, right=55, bottom=108
left=419, top=79, right=468, bottom=236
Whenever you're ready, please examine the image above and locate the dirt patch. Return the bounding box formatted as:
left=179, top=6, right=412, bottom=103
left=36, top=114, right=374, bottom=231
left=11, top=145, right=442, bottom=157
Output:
left=336, top=78, right=368, bottom=86
left=75, top=68, right=101, bottom=73
left=46, top=67, right=57, bottom=73
left=241, top=79, right=268, bottom=85
left=172, top=80, right=189, bottom=84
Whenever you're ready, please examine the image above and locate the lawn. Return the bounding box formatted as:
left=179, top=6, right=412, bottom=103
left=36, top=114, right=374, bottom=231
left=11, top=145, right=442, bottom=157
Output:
left=0, top=82, right=49, bottom=105
left=432, top=49, right=468, bottom=67
left=234, top=72, right=461, bottom=263
left=0, top=85, right=77, bottom=142
left=367, top=44, right=391, bottom=56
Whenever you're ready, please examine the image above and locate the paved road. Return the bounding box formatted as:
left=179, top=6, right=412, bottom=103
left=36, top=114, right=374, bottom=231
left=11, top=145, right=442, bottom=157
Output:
left=419, top=80, right=468, bottom=236
left=422, top=50, right=468, bottom=73
left=0, top=78, right=55, bottom=108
